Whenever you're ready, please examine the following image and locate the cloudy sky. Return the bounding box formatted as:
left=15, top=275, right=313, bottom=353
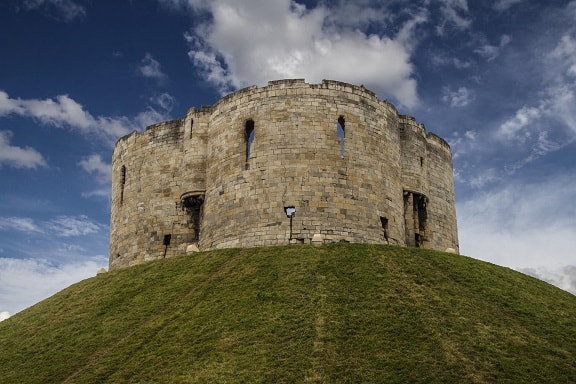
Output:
left=1, top=0, right=575, bottom=318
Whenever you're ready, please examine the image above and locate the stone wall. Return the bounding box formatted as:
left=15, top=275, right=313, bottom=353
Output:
left=109, top=79, right=459, bottom=269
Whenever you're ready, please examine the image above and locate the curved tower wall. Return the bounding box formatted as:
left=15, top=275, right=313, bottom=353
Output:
left=399, top=115, right=429, bottom=195
left=425, top=134, right=459, bottom=251
left=111, top=120, right=187, bottom=268
left=109, top=79, right=459, bottom=269
left=201, top=80, right=404, bottom=249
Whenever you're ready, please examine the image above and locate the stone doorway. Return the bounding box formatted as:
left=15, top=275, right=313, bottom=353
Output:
left=403, top=191, right=428, bottom=248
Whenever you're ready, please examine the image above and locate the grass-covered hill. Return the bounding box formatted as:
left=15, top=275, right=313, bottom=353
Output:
left=1, top=244, right=575, bottom=383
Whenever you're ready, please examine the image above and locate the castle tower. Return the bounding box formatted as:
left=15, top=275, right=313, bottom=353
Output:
left=109, top=79, right=458, bottom=269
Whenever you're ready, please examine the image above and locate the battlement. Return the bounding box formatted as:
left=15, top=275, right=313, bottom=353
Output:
left=109, top=80, right=458, bottom=269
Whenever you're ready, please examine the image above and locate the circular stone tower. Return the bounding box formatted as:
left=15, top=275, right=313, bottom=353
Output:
left=109, top=79, right=458, bottom=269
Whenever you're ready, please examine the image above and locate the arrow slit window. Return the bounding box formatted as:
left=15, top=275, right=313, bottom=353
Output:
left=245, top=119, right=255, bottom=169
left=337, top=116, right=345, bottom=158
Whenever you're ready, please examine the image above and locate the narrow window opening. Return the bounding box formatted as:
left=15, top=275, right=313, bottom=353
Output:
left=120, top=165, right=126, bottom=204
left=416, top=195, right=428, bottom=233
left=380, top=216, right=389, bottom=243
left=189, top=118, right=194, bottom=139
left=337, top=116, right=345, bottom=158
left=399, top=125, right=406, bottom=139
left=420, top=156, right=424, bottom=167
left=182, top=193, right=205, bottom=242
left=245, top=119, right=255, bottom=169
left=163, top=234, right=172, bottom=258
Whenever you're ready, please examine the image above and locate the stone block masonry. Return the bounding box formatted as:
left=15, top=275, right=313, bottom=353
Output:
left=109, top=79, right=459, bottom=270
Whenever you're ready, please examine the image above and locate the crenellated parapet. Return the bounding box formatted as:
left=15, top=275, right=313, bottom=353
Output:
left=109, top=79, right=458, bottom=269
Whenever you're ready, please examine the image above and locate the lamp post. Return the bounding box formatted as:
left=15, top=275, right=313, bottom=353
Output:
left=284, top=206, right=296, bottom=243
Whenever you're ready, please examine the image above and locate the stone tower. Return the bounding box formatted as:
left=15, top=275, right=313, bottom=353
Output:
left=109, top=79, right=458, bottom=270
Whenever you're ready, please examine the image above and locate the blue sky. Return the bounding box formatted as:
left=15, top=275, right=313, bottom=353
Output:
left=1, top=0, right=575, bottom=319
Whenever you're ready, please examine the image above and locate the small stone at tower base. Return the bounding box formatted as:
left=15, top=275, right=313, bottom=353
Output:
left=186, top=244, right=200, bottom=254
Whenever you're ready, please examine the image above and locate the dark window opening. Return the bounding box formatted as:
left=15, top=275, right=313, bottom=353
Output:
left=245, top=119, right=255, bottom=169
left=380, top=216, right=389, bottom=243
left=420, top=157, right=424, bottom=167
left=403, top=191, right=428, bottom=248
left=337, top=116, right=345, bottom=158
left=182, top=193, right=205, bottom=242
left=416, top=195, right=428, bottom=233
left=189, top=118, right=194, bottom=139
left=163, top=234, right=172, bottom=258
left=399, top=125, right=406, bottom=139
left=120, top=165, right=126, bottom=204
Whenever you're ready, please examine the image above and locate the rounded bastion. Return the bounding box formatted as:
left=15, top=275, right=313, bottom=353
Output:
left=109, top=79, right=459, bottom=269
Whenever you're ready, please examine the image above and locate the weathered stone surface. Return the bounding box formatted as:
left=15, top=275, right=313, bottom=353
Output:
left=109, top=79, right=459, bottom=270
left=186, top=244, right=200, bottom=254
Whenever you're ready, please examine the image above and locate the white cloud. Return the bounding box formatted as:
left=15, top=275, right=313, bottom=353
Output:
left=0, top=215, right=102, bottom=237
left=0, top=256, right=107, bottom=315
left=133, top=107, right=171, bottom=130
left=430, top=54, right=471, bottom=69
left=498, top=105, right=542, bottom=140
left=448, top=129, right=480, bottom=164
left=503, top=131, right=566, bottom=174
left=0, top=217, right=44, bottom=234
left=181, top=0, right=423, bottom=108
left=493, top=29, right=576, bottom=168
left=493, top=0, right=524, bottom=12
left=150, top=93, right=176, bottom=113
left=0, top=90, right=127, bottom=143
left=0, top=311, right=9, bottom=321
left=458, top=174, right=576, bottom=276
left=474, top=34, right=511, bottom=61
left=81, top=189, right=111, bottom=199
left=475, top=15, right=575, bottom=176
left=494, top=84, right=575, bottom=173
left=79, top=154, right=111, bottom=185
left=0, top=90, right=173, bottom=146
left=442, top=86, right=473, bottom=107
left=464, top=130, right=477, bottom=140
left=551, top=35, right=576, bottom=78
left=45, top=215, right=102, bottom=237
left=23, top=94, right=91, bottom=128
left=466, top=168, right=500, bottom=189
left=78, top=154, right=112, bottom=199
left=437, top=0, right=471, bottom=33
left=452, top=86, right=574, bottom=185
left=20, top=0, right=86, bottom=21
left=0, top=130, right=47, bottom=169
left=138, top=53, right=168, bottom=84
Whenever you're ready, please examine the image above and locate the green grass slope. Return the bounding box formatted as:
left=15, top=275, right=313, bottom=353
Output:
left=1, top=244, right=575, bottom=383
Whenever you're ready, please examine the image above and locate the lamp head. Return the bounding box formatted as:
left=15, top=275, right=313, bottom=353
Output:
left=284, top=206, right=296, bottom=218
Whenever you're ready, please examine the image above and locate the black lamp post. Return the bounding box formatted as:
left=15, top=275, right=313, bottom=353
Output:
left=284, top=206, right=296, bottom=242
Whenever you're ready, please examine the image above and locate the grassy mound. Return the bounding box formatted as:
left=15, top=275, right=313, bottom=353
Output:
left=1, top=244, right=575, bottom=383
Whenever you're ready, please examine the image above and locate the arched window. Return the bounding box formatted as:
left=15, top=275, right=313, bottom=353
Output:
left=337, top=116, right=345, bottom=158
left=245, top=119, right=255, bottom=168
left=120, top=165, right=126, bottom=204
